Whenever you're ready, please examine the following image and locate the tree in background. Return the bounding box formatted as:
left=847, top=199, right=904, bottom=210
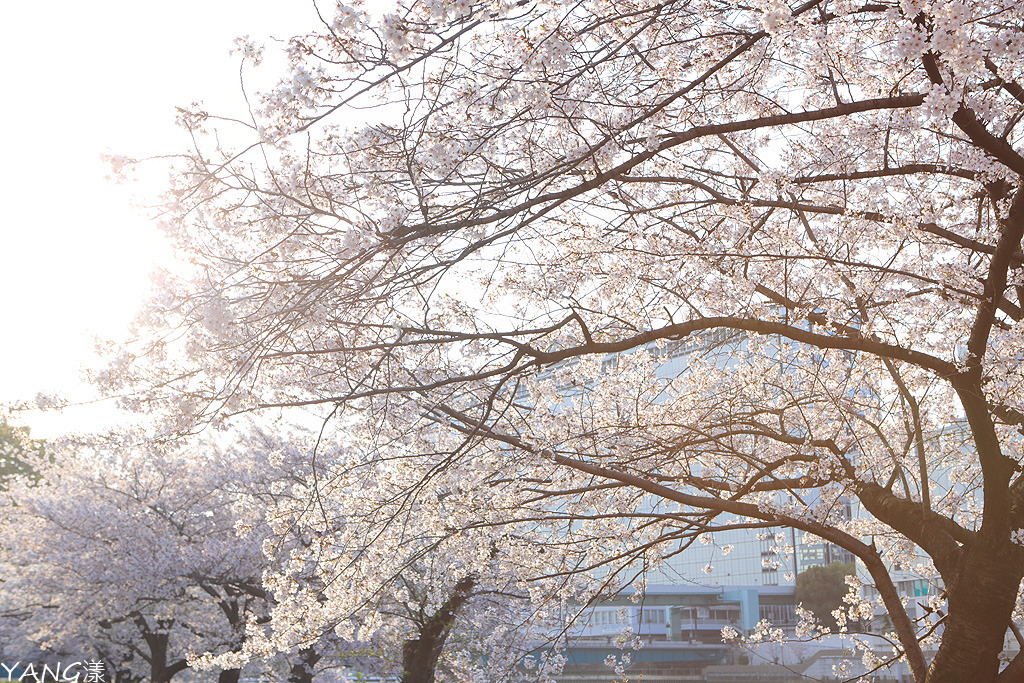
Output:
left=0, top=432, right=280, bottom=682
left=0, top=425, right=542, bottom=683
left=101, top=0, right=1024, bottom=680
left=244, top=429, right=567, bottom=682
left=796, top=561, right=855, bottom=631
left=0, top=420, right=46, bottom=485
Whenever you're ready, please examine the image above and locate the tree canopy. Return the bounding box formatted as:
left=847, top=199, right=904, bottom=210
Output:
left=0, top=433, right=276, bottom=682
left=795, top=561, right=855, bottom=630
left=0, top=421, right=46, bottom=485
left=98, top=0, right=1024, bottom=680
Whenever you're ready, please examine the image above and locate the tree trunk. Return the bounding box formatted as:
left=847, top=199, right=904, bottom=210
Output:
left=401, top=575, right=477, bottom=683
left=145, top=631, right=171, bottom=683
left=142, top=631, right=189, bottom=683
left=926, top=536, right=1024, bottom=682
left=217, top=669, right=241, bottom=683
left=287, top=647, right=320, bottom=683
left=214, top=596, right=244, bottom=683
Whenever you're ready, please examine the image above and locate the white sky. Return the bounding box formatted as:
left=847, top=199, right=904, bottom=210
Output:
left=0, top=1, right=327, bottom=435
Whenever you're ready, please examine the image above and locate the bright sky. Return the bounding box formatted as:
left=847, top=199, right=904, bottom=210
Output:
left=0, top=1, right=323, bottom=435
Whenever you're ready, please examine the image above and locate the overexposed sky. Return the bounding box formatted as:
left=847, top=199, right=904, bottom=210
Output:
left=0, top=1, right=324, bottom=434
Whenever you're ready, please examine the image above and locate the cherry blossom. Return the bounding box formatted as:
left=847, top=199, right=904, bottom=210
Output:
left=93, top=0, right=1024, bottom=679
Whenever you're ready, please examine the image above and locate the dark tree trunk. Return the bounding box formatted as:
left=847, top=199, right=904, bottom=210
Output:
left=213, top=595, right=245, bottom=683
left=287, top=647, right=321, bottom=683
left=142, top=631, right=188, bottom=683
left=218, top=669, right=241, bottom=683
left=926, top=536, right=1024, bottom=682
left=401, top=574, right=477, bottom=683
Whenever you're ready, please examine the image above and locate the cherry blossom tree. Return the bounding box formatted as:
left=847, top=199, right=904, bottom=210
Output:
left=0, top=432, right=283, bottom=683
left=106, top=0, right=1024, bottom=679
left=0, top=426, right=547, bottom=683
left=242, top=427, right=571, bottom=682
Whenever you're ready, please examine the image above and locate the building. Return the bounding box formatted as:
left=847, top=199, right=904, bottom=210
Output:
left=549, top=584, right=794, bottom=681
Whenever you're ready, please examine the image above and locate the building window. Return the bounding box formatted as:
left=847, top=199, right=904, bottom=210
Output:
left=760, top=604, right=797, bottom=625
left=642, top=608, right=665, bottom=624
